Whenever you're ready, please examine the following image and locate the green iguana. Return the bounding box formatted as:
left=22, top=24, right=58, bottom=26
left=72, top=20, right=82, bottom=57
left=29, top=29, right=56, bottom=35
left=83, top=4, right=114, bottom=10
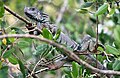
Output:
left=24, top=7, right=107, bottom=70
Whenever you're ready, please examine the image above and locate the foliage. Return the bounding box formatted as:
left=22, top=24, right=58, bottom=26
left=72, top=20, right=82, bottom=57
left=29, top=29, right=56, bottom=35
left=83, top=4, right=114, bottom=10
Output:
left=0, top=1, right=4, bottom=18
left=0, top=0, right=120, bottom=78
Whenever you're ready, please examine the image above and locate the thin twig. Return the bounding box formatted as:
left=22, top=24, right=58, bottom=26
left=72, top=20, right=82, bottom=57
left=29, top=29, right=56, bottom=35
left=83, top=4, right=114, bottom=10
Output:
left=1, top=45, right=11, bottom=57
left=31, top=59, right=42, bottom=76
left=74, top=52, right=102, bottom=55
left=34, top=68, right=49, bottom=74
left=0, top=34, right=120, bottom=75
left=25, top=66, right=38, bottom=78
left=27, top=68, right=49, bottom=78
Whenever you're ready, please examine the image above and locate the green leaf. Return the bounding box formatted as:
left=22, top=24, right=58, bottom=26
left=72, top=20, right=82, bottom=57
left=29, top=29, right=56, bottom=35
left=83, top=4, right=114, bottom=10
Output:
left=0, top=66, right=8, bottom=78
left=114, top=26, right=120, bottom=42
left=89, top=17, right=96, bottom=23
left=70, top=72, right=75, bottom=78
left=76, top=8, right=88, bottom=14
left=0, top=1, right=4, bottom=18
left=18, top=59, right=26, bottom=78
left=40, top=46, right=52, bottom=58
left=0, top=21, right=6, bottom=29
left=72, top=61, right=79, bottom=78
left=97, top=46, right=104, bottom=52
left=114, top=26, right=120, bottom=48
left=54, top=29, right=61, bottom=40
left=8, top=56, right=18, bottom=65
left=109, top=8, right=115, bottom=15
left=95, top=3, right=108, bottom=16
left=3, top=48, right=15, bottom=58
left=8, top=30, right=16, bottom=42
left=86, top=26, right=96, bottom=37
left=33, top=44, right=51, bottom=57
left=64, top=75, right=70, bottom=78
left=64, top=69, right=72, bottom=78
left=106, top=45, right=119, bottom=55
left=17, top=41, right=30, bottom=48
left=81, top=2, right=93, bottom=8
left=113, top=60, right=120, bottom=71
left=42, top=28, right=53, bottom=40
left=11, top=27, right=25, bottom=34
left=112, top=14, right=119, bottom=24
left=79, top=66, right=83, bottom=76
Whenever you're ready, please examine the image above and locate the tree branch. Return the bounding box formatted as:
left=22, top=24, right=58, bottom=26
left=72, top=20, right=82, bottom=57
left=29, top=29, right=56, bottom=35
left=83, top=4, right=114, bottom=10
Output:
left=0, top=34, right=120, bottom=75
left=26, top=68, right=49, bottom=78
left=95, top=0, right=99, bottom=69
left=4, top=5, right=32, bottom=26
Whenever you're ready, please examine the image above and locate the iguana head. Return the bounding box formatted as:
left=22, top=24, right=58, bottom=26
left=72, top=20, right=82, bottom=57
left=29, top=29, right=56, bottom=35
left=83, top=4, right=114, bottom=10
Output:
left=24, top=7, right=49, bottom=23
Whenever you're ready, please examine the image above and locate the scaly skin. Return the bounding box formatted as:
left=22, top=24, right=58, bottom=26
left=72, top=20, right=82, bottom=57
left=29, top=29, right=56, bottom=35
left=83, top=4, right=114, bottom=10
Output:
left=24, top=7, right=106, bottom=70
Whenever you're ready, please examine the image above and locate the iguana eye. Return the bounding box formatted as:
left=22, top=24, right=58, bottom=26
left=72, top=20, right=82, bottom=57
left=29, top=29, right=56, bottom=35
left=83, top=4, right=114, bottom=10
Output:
left=31, top=8, right=35, bottom=11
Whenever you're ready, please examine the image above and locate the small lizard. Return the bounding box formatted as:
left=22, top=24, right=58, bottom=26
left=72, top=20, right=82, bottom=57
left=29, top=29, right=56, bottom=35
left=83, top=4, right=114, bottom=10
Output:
left=24, top=7, right=106, bottom=70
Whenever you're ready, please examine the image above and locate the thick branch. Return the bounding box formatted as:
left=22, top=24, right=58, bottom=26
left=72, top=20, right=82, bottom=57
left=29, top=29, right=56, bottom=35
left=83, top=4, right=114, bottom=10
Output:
left=0, top=34, right=120, bottom=75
